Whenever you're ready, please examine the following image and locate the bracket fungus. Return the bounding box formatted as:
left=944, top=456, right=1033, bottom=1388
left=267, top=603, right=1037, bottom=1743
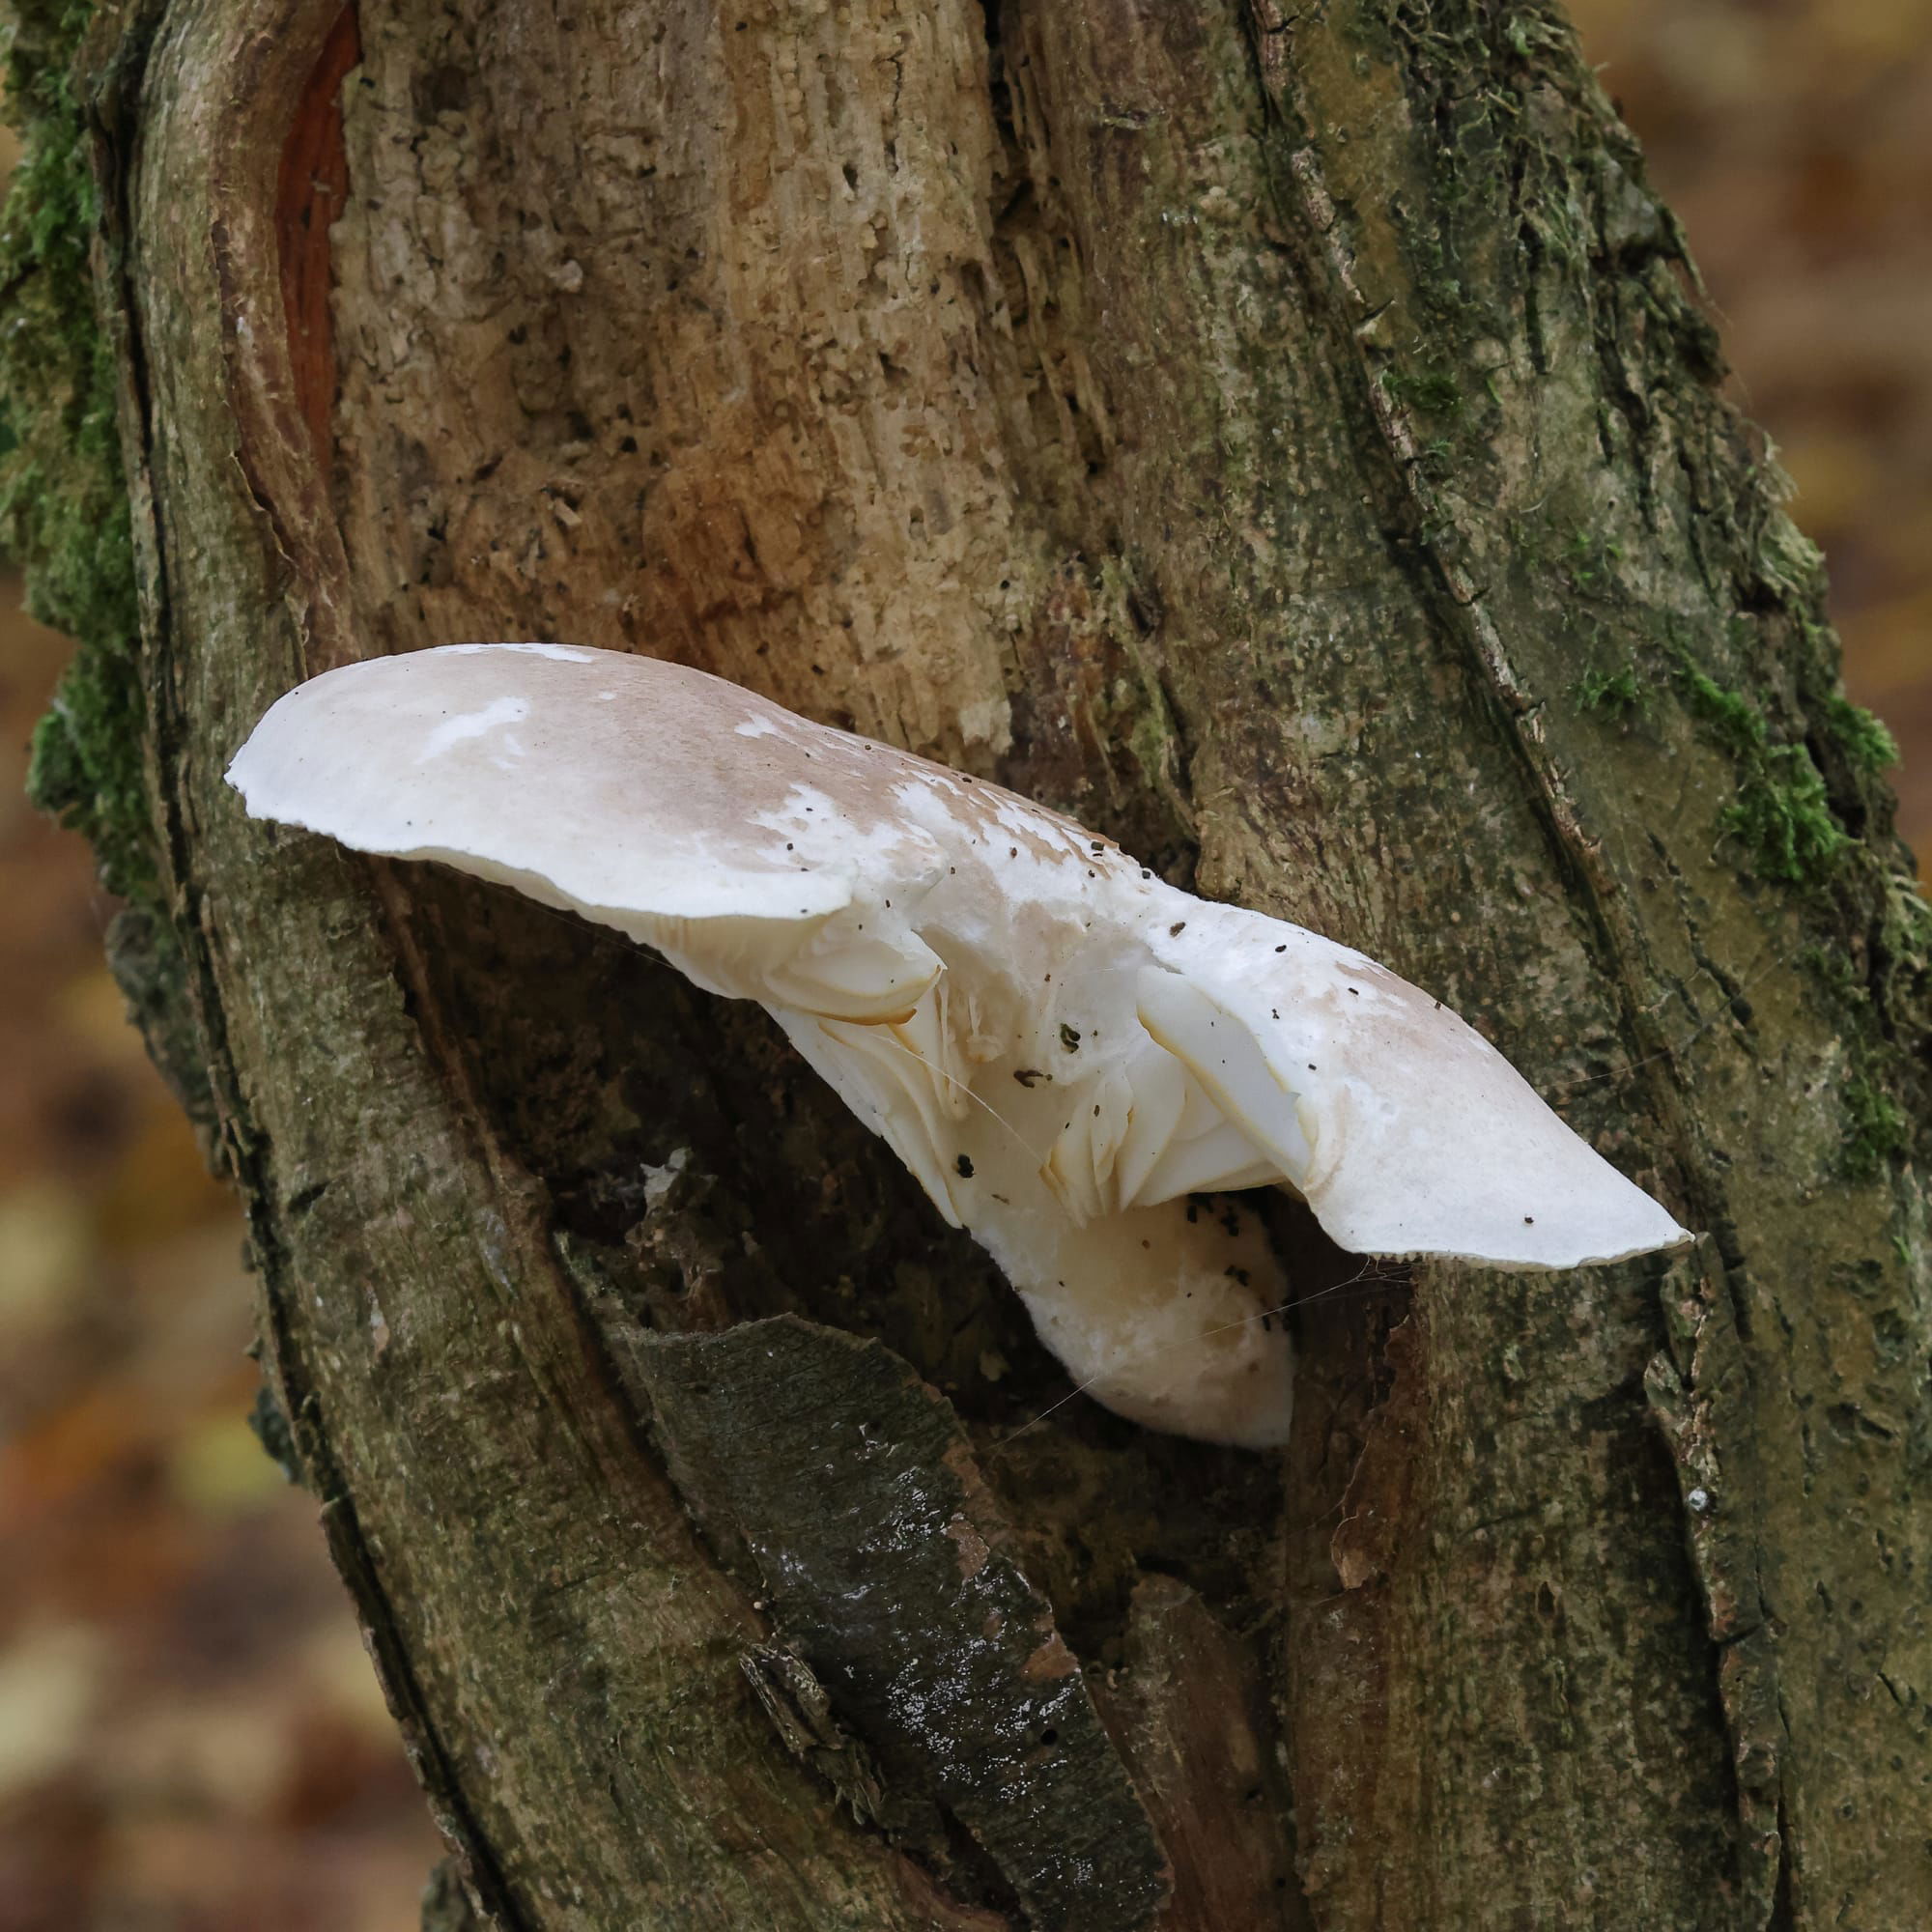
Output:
left=228, top=643, right=1690, bottom=1449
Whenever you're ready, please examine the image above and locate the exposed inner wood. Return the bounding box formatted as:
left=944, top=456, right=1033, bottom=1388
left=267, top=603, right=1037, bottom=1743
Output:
left=275, top=5, right=361, bottom=468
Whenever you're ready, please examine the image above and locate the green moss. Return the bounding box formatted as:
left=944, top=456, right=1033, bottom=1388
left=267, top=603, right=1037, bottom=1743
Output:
left=1574, top=663, right=1642, bottom=720
left=1799, top=942, right=1866, bottom=1008
left=1680, top=665, right=1765, bottom=759
left=1720, top=746, right=1851, bottom=886
left=1564, top=530, right=1624, bottom=593
left=1676, top=664, right=1852, bottom=886
left=1841, top=1076, right=1908, bottom=1183
left=1379, top=364, right=1463, bottom=418
left=2, top=0, right=152, bottom=898
left=1822, top=696, right=1899, bottom=776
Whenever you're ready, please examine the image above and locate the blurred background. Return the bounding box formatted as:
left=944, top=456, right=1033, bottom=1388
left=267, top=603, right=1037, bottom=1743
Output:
left=1, top=3, right=1927, bottom=1927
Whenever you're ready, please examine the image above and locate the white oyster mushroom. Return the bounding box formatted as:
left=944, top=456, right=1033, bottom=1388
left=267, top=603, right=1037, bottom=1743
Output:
left=227, top=642, right=1691, bottom=1449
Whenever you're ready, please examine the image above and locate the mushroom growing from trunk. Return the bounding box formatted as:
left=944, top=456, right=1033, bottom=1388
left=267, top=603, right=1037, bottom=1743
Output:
left=227, top=643, right=1690, bottom=1448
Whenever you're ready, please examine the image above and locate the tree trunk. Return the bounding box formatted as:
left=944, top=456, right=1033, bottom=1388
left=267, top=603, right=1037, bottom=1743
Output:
left=9, top=0, right=1928, bottom=1925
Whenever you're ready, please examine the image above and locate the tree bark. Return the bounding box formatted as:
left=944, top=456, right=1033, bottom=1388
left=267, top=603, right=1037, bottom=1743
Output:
left=12, top=0, right=1929, bottom=1925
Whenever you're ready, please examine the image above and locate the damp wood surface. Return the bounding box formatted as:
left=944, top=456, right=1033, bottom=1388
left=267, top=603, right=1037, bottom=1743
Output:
left=28, top=0, right=1932, bottom=1925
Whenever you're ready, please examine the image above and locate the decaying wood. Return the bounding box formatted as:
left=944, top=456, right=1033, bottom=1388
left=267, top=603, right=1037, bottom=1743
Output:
left=62, top=0, right=1931, bottom=1924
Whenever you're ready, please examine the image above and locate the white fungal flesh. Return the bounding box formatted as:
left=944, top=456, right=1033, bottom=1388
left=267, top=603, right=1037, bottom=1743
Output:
left=227, top=644, right=1692, bottom=1450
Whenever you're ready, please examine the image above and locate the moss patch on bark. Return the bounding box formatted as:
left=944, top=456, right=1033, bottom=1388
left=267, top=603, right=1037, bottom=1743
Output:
left=2, top=0, right=150, bottom=898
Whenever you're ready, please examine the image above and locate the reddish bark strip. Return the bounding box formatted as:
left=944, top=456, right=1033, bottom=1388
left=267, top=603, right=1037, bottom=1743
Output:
left=275, top=6, right=360, bottom=468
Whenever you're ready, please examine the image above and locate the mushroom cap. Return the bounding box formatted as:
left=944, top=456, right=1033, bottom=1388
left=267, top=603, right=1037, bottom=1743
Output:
left=225, top=642, right=973, bottom=1021
left=1141, top=906, right=1690, bottom=1270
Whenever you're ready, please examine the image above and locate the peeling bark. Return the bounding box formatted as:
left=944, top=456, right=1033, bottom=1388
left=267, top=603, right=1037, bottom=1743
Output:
left=43, top=0, right=1932, bottom=1925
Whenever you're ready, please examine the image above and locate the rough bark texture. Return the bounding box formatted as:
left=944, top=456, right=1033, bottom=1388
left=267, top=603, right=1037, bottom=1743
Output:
left=10, top=0, right=1930, bottom=1925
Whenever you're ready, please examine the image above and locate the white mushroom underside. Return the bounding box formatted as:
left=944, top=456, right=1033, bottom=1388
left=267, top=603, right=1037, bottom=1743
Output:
left=227, top=644, right=1692, bottom=1450
left=769, top=934, right=1301, bottom=1449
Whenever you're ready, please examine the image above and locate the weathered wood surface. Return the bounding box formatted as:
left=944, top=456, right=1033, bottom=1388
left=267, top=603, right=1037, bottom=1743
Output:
left=33, top=0, right=1931, bottom=1923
